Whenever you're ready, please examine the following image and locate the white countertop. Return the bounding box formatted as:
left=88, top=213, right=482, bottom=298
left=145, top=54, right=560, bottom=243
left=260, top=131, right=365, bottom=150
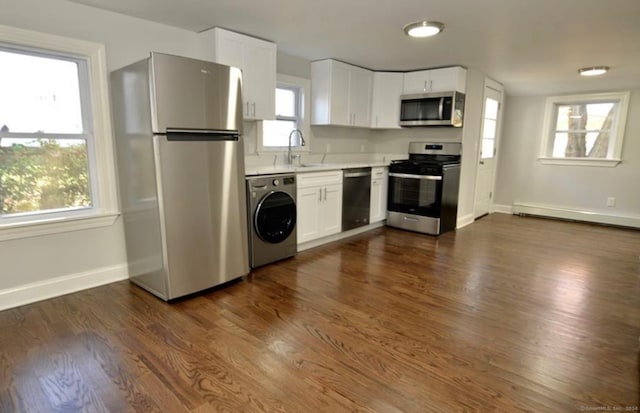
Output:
left=245, top=161, right=390, bottom=176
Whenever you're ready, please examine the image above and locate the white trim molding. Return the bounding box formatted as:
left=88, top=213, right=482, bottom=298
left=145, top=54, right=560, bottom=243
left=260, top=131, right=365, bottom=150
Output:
left=0, top=263, right=129, bottom=311
left=0, top=213, right=119, bottom=242
left=298, top=221, right=385, bottom=252
left=492, top=204, right=514, bottom=214
left=456, top=213, right=475, bottom=229
left=537, top=157, right=621, bottom=167
left=512, top=202, right=640, bottom=228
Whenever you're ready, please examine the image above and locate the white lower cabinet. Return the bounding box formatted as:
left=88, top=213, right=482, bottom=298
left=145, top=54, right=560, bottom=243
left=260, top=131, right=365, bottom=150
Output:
left=369, top=167, right=388, bottom=223
left=297, top=171, right=343, bottom=244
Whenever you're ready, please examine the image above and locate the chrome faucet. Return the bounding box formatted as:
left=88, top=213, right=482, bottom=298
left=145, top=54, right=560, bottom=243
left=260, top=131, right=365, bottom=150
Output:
left=287, top=128, right=306, bottom=165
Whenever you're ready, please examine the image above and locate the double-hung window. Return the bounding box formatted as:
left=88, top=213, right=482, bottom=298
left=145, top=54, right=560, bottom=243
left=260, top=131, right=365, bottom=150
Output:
left=539, top=91, right=630, bottom=167
left=259, top=74, right=309, bottom=151
left=0, top=25, right=117, bottom=239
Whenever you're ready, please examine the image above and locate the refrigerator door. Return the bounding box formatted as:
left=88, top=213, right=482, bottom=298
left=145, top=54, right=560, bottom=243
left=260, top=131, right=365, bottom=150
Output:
left=149, top=52, right=243, bottom=134
left=153, top=135, right=249, bottom=299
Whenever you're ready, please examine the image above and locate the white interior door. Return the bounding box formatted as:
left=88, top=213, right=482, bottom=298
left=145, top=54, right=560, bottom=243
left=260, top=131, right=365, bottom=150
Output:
left=474, top=79, right=503, bottom=218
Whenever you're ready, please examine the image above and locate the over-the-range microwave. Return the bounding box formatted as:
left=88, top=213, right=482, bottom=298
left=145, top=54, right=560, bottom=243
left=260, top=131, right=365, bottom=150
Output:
left=399, top=91, right=465, bottom=127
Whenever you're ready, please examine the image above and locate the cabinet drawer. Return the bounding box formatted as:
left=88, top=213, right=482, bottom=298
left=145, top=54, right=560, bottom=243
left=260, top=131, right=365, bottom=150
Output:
left=296, top=170, right=343, bottom=188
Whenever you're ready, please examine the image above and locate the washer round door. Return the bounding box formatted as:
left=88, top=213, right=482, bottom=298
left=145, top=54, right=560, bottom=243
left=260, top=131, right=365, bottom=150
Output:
left=254, top=191, right=296, bottom=243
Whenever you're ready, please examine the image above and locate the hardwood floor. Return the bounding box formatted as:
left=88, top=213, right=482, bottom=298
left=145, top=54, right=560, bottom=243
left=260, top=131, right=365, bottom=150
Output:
left=1, top=214, right=639, bottom=412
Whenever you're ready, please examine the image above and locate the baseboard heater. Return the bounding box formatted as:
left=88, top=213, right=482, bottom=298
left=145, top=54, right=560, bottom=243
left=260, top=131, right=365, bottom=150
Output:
left=512, top=202, right=640, bottom=229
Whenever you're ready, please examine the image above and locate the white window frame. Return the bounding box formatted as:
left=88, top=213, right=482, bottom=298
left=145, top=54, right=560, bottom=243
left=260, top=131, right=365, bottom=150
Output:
left=0, top=24, right=118, bottom=241
left=538, top=91, right=630, bottom=167
left=258, top=74, right=310, bottom=153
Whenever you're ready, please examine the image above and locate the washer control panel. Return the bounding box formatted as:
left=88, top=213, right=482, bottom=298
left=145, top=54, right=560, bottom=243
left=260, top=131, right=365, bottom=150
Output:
left=247, top=174, right=296, bottom=195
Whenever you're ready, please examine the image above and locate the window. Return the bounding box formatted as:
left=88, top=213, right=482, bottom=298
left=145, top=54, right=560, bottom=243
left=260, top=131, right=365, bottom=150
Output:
left=539, top=91, right=630, bottom=167
left=259, top=74, right=310, bottom=151
left=0, top=25, right=117, bottom=239
left=481, top=96, right=499, bottom=159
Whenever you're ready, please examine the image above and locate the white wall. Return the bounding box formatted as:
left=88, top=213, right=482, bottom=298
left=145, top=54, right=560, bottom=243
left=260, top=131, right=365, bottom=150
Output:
left=0, top=0, right=207, bottom=307
left=494, top=90, right=640, bottom=225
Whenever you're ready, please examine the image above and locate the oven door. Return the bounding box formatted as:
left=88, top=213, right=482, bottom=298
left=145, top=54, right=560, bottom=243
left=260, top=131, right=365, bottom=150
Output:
left=387, top=172, right=443, bottom=217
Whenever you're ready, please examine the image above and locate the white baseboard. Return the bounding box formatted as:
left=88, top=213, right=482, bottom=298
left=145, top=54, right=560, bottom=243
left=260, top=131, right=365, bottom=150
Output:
left=298, top=221, right=385, bottom=252
left=512, top=202, right=640, bottom=228
left=492, top=204, right=514, bottom=214
left=0, top=264, right=129, bottom=311
left=456, top=213, right=475, bottom=229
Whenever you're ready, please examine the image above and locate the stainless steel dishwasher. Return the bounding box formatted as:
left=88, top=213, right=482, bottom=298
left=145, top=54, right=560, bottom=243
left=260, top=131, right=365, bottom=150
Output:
left=342, top=167, right=372, bottom=231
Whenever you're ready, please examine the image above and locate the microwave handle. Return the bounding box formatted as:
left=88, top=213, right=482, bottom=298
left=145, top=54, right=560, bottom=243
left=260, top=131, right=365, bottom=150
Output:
left=438, top=97, right=445, bottom=120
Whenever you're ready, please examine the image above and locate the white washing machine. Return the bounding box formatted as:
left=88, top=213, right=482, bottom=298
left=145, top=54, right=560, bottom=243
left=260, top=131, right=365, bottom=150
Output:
left=246, top=173, right=297, bottom=268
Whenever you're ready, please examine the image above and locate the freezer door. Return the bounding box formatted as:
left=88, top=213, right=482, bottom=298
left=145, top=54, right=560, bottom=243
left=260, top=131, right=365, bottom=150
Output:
left=153, top=135, right=249, bottom=299
left=149, top=52, right=243, bottom=134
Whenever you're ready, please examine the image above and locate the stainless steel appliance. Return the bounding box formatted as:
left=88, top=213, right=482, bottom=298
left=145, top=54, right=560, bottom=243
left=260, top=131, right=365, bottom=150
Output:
left=387, top=142, right=461, bottom=235
left=111, top=52, right=249, bottom=300
left=342, top=167, right=371, bottom=231
left=246, top=173, right=297, bottom=268
left=399, top=91, right=465, bottom=127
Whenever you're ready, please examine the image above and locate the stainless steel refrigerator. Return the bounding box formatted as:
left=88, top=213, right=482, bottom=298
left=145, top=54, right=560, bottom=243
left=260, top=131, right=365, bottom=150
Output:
left=111, top=52, right=249, bottom=300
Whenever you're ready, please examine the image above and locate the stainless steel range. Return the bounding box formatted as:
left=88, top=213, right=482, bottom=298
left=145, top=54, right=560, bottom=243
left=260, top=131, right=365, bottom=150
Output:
left=387, top=142, right=462, bottom=235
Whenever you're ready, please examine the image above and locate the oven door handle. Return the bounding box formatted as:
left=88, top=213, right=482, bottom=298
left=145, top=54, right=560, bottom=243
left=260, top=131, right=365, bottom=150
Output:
left=389, top=172, right=442, bottom=181
left=438, top=97, right=445, bottom=120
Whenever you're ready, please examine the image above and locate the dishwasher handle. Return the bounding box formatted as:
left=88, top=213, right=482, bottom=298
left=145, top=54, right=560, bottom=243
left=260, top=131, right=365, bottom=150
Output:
left=343, top=168, right=372, bottom=178
left=344, top=172, right=371, bottom=178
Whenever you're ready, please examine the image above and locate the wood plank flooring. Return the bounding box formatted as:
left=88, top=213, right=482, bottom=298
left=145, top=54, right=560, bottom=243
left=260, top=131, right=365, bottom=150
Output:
left=1, top=213, right=639, bottom=412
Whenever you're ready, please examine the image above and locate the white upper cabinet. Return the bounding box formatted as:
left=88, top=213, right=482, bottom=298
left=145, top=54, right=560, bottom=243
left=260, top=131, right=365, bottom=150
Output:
left=311, top=59, right=373, bottom=127
left=208, top=28, right=276, bottom=120
left=403, top=66, right=467, bottom=94
left=370, top=72, right=403, bottom=129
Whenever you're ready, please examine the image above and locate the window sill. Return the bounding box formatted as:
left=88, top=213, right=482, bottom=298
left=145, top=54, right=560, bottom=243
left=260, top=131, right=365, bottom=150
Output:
left=537, top=157, right=621, bottom=167
left=0, top=212, right=120, bottom=242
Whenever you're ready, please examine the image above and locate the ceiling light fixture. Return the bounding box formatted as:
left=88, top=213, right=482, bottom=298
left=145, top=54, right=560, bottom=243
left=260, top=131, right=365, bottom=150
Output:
left=578, top=66, right=610, bottom=76
left=403, top=21, right=444, bottom=38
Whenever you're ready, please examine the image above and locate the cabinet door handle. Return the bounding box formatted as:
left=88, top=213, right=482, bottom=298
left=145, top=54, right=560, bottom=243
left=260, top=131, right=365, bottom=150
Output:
left=252, top=102, right=256, bottom=117
left=423, top=80, right=427, bottom=92
left=324, top=187, right=327, bottom=200
left=318, top=188, right=322, bottom=201
left=245, top=101, right=250, bottom=116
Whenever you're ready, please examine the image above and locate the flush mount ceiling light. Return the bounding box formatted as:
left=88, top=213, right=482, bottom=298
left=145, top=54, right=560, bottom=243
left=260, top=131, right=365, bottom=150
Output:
left=403, top=21, right=444, bottom=38
left=578, top=66, right=610, bottom=76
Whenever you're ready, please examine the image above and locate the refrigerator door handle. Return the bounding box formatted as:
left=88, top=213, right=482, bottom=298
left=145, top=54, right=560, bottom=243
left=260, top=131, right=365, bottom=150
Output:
left=166, top=128, right=239, bottom=141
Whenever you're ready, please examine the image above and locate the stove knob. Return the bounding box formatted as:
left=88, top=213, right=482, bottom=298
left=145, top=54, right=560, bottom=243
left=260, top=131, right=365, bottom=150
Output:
left=272, top=178, right=279, bottom=187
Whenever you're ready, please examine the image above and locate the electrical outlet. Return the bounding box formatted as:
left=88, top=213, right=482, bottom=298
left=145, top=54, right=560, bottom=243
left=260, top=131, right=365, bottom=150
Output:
left=325, top=144, right=331, bottom=153
left=607, top=197, right=616, bottom=207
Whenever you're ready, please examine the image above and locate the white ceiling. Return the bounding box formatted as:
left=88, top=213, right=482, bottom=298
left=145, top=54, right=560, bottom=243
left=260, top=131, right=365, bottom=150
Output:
left=68, top=0, right=640, bottom=95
